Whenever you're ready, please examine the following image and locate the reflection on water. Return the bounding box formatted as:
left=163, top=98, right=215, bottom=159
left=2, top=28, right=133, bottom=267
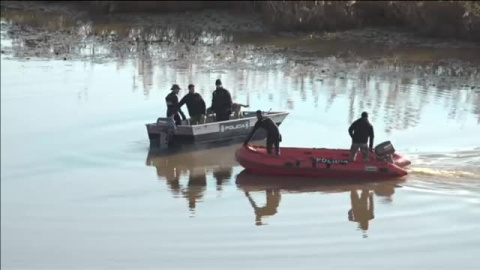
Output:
left=245, top=190, right=281, bottom=226
left=236, top=170, right=402, bottom=235
left=146, top=143, right=240, bottom=213
left=184, top=168, right=207, bottom=214
left=2, top=8, right=479, bottom=132
left=348, top=189, right=374, bottom=236
left=146, top=141, right=403, bottom=233
left=213, top=167, right=233, bottom=191
left=2, top=6, right=480, bottom=269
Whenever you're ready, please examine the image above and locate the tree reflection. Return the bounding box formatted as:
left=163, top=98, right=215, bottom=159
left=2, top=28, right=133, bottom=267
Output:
left=2, top=9, right=479, bottom=132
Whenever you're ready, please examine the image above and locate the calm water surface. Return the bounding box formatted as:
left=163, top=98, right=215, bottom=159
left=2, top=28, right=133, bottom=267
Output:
left=1, top=9, right=480, bottom=270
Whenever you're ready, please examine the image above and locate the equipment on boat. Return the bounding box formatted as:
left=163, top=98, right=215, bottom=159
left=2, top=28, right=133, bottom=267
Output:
left=374, top=141, right=396, bottom=163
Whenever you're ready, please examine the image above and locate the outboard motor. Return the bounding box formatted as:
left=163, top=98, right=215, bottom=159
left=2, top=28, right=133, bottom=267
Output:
left=156, top=117, right=176, bottom=147
left=374, top=141, right=395, bottom=163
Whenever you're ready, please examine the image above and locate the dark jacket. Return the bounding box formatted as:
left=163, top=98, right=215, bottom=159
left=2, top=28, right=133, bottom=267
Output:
left=165, top=92, right=186, bottom=119
left=211, top=87, right=232, bottom=114
left=348, top=117, right=374, bottom=148
left=245, top=117, right=280, bottom=144
left=178, top=93, right=206, bottom=117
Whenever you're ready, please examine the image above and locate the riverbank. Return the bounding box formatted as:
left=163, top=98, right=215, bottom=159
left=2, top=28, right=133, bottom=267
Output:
left=2, top=1, right=480, bottom=46
left=1, top=0, right=479, bottom=91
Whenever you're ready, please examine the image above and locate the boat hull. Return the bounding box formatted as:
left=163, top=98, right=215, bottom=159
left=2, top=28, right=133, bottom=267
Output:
left=235, top=145, right=410, bottom=179
left=146, top=111, right=289, bottom=147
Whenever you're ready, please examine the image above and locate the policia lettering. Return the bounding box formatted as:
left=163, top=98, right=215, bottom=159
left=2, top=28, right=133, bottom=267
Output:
left=284, top=158, right=349, bottom=168
left=220, top=121, right=250, bottom=132
left=313, top=158, right=349, bottom=165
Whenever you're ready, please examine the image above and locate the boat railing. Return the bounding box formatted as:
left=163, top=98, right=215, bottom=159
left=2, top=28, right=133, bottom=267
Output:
left=150, top=111, right=288, bottom=127
left=182, top=111, right=289, bottom=127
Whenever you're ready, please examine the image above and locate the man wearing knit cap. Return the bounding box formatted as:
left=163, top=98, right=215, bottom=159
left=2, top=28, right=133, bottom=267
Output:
left=211, top=79, right=233, bottom=122
left=165, top=84, right=186, bottom=126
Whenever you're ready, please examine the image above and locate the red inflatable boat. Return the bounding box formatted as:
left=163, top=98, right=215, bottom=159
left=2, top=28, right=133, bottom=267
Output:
left=235, top=144, right=410, bottom=179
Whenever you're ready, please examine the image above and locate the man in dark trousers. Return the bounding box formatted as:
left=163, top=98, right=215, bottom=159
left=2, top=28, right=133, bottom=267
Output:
left=211, top=79, right=232, bottom=122
left=165, top=84, right=186, bottom=126
left=348, top=111, right=375, bottom=162
left=243, top=110, right=282, bottom=155
left=177, top=84, right=206, bottom=125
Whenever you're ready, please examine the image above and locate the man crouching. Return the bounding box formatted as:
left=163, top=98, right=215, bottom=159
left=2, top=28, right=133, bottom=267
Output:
left=243, top=110, right=282, bottom=156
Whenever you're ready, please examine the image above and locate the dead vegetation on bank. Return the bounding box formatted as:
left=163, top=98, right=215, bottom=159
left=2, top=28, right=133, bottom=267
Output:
left=87, top=1, right=251, bottom=13
left=258, top=1, right=480, bottom=41
left=86, top=1, right=480, bottom=41
left=2, top=1, right=479, bottom=42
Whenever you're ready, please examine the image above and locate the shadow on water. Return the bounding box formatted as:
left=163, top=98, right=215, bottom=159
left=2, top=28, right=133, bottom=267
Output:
left=236, top=169, right=403, bottom=234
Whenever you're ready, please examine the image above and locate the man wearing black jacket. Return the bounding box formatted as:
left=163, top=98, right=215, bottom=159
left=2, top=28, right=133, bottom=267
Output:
left=177, top=84, right=206, bottom=125
left=211, top=79, right=232, bottom=122
left=165, top=84, right=186, bottom=126
left=348, top=111, right=375, bottom=162
left=244, top=110, right=282, bottom=155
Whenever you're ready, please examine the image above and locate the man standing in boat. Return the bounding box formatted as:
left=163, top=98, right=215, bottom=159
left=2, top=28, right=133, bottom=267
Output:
left=348, top=111, right=374, bottom=162
left=211, top=79, right=233, bottom=121
left=177, top=84, right=207, bottom=125
left=243, top=110, right=282, bottom=156
left=165, top=84, right=186, bottom=126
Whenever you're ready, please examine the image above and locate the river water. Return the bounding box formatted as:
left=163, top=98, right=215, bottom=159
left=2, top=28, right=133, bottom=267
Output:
left=1, top=7, right=480, bottom=270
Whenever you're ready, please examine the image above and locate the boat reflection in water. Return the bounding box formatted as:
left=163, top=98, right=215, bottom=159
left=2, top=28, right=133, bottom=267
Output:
left=145, top=142, right=240, bottom=214
left=236, top=170, right=404, bottom=234
left=146, top=141, right=404, bottom=233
